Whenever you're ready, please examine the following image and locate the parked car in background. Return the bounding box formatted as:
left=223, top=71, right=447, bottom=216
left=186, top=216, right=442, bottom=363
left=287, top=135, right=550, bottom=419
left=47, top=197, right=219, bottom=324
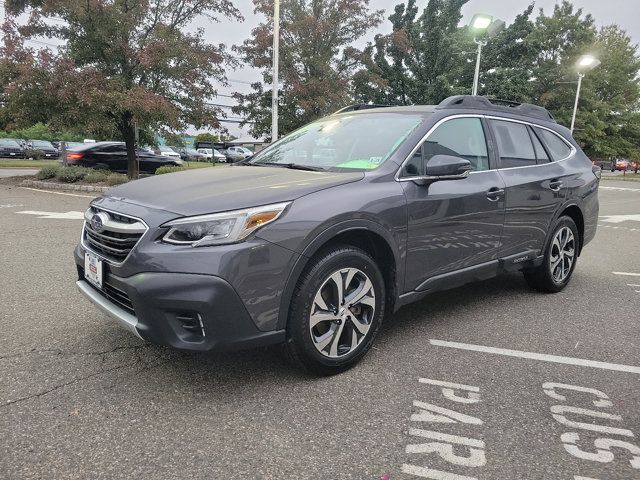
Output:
left=0, top=138, right=26, bottom=158
left=223, top=146, right=253, bottom=162
left=175, top=147, right=207, bottom=162
left=196, top=148, right=226, bottom=162
left=27, top=139, right=58, bottom=158
left=67, top=142, right=182, bottom=173
left=612, top=159, right=632, bottom=171
left=74, top=95, right=599, bottom=375
left=156, top=145, right=182, bottom=160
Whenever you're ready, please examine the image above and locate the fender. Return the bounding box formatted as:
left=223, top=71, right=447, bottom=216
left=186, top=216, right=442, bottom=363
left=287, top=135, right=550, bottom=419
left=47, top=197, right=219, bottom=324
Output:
left=541, top=197, right=585, bottom=256
left=275, top=218, right=404, bottom=331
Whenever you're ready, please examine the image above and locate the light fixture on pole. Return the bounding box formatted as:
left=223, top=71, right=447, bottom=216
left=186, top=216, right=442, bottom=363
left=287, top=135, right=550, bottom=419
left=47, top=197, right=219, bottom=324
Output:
left=570, top=54, right=600, bottom=134
left=469, top=14, right=505, bottom=96
left=271, top=0, right=280, bottom=142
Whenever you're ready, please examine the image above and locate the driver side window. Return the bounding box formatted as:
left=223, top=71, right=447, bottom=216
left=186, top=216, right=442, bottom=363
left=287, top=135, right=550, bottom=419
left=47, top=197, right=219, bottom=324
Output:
left=403, top=117, right=489, bottom=176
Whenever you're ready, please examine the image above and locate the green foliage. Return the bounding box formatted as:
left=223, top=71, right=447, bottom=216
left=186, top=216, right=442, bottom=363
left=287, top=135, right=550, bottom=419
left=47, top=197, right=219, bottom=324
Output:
left=35, top=165, right=60, bottom=180
left=82, top=170, right=110, bottom=183
left=0, top=123, right=85, bottom=142
left=164, top=132, right=186, bottom=147
left=155, top=166, right=186, bottom=175
left=105, top=173, right=128, bottom=186
left=55, top=166, right=91, bottom=183
left=194, top=132, right=220, bottom=144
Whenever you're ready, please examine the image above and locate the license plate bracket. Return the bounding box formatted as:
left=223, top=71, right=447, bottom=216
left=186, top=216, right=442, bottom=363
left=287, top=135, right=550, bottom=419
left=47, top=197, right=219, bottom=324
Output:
left=84, top=252, right=103, bottom=289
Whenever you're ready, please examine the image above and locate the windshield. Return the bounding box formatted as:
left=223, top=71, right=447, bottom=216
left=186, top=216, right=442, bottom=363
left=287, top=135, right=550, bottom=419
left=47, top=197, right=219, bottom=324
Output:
left=248, top=113, right=424, bottom=171
left=0, top=139, right=20, bottom=147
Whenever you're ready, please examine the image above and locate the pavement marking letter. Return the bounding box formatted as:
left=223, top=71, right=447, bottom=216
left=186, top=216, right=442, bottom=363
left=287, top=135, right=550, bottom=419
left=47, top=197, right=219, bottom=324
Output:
left=402, top=378, right=485, bottom=479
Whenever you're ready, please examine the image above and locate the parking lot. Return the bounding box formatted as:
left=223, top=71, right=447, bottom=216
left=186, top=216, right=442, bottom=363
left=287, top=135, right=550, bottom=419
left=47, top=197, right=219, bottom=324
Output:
left=1, top=181, right=639, bottom=479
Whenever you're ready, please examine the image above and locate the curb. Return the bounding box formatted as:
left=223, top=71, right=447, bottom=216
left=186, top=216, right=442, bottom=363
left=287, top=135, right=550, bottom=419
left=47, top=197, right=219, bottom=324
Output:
left=21, top=179, right=109, bottom=193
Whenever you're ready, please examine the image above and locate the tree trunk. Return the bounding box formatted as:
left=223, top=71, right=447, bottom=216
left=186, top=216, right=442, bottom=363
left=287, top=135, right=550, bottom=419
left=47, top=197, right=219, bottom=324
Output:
left=120, top=112, right=139, bottom=179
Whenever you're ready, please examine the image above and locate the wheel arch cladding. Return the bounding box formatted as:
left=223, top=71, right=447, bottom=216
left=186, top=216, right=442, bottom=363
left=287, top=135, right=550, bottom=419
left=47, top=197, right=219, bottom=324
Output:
left=560, top=205, right=584, bottom=254
left=276, top=226, right=400, bottom=330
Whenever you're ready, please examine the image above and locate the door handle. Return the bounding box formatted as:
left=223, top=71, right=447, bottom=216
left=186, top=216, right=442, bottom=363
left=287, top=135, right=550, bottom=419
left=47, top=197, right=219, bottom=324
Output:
left=549, top=179, right=563, bottom=191
left=486, top=187, right=505, bottom=201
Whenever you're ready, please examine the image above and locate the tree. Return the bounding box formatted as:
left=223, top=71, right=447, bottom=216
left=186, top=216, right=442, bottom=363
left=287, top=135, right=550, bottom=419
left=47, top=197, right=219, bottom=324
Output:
left=164, top=132, right=186, bottom=147
left=233, top=0, right=383, bottom=139
left=195, top=132, right=220, bottom=144
left=3, top=0, right=242, bottom=178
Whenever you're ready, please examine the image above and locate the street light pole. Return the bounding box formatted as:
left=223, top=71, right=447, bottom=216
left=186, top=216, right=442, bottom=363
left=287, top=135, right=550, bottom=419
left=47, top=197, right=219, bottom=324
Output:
left=271, top=0, right=280, bottom=143
left=472, top=39, right=487, bottom=96
left=570, top=73, right=584, bottom=134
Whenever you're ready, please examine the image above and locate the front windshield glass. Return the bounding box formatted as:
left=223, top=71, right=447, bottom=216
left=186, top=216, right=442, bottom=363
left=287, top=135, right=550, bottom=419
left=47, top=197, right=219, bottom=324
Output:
left=32, top=140, right=54, bottom=148
left=0, top=139, right=20, bottom=147
left=248, top=113, right=425, bottom=171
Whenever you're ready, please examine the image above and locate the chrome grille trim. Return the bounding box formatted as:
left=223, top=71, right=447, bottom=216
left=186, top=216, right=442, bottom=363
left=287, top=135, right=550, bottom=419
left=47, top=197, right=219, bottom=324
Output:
left=81, top=205, right=148, bottom=265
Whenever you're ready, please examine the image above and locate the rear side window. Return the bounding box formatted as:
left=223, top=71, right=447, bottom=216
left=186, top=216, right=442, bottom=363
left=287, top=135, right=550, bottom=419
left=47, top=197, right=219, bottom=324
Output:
left=529, top=128, right=550, bottom=164
left=535, top=128, right=573, bottom=160
left=491, top=120, right=536, bottom=168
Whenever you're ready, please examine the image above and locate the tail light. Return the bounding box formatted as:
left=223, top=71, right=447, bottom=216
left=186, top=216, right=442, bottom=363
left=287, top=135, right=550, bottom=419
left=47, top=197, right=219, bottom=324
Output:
left=67, top=152, right=84, bottom=163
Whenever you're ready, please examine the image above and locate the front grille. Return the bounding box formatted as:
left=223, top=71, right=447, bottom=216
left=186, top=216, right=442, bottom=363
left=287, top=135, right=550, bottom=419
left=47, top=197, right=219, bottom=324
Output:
left=82, top=206, right=147, bottom=264
left=79, top=267, right=135, bottom=315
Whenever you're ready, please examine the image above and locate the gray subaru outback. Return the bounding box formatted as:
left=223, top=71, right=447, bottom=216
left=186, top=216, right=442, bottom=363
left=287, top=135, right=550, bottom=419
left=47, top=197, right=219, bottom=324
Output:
left=75, top=95, right=599, bottom=375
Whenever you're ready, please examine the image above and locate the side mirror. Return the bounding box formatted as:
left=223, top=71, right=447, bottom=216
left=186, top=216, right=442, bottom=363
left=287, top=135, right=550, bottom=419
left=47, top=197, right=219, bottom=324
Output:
left=413, top=154, right=472, bottom=185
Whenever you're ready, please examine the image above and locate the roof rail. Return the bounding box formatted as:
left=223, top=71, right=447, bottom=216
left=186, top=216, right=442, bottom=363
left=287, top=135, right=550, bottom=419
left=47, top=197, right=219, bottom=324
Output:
left=333, top=104, right=392, bottom=114
left=437, top=95, right=556, bottom=123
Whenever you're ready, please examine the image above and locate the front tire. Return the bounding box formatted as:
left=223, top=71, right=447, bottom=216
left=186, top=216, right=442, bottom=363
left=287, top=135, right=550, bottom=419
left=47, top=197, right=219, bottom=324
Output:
left=523, top=216, right=579, bottom=293
left=285, top=245, right=385, bottom=376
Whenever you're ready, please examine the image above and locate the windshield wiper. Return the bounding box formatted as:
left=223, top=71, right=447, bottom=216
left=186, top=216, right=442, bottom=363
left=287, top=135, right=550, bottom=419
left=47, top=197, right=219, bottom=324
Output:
left=251, top=162, right=325, bottom=172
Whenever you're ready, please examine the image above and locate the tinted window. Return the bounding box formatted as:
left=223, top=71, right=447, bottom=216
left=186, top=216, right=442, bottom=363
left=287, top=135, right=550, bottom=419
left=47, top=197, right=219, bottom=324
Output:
left=492, top=120, right=536, bottom=168
left=403, top=117, right=489, bottom=176
left=529, top=128, right=550, bottom=164
left=536, top=128, right=572, bottom=160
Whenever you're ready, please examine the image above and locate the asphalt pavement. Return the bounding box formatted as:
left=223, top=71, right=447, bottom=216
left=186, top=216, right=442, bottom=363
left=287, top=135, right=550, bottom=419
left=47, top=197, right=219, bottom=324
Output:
left=1, top=181, right=639, bottom=480
left=0, top=169, right=38, bottom=178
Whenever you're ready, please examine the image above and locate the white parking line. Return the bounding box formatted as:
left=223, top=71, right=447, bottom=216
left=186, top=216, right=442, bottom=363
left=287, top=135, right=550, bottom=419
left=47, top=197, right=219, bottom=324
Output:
left=613, top=272, right=640, bottom=277
left=20, top=186, right=95, bottom=198
left=429, top=340, right=640, bottom=374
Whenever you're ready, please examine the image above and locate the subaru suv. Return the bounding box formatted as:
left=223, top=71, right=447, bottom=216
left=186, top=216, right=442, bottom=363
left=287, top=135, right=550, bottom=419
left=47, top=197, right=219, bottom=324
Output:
left=74, top=95, right=599, bottom=375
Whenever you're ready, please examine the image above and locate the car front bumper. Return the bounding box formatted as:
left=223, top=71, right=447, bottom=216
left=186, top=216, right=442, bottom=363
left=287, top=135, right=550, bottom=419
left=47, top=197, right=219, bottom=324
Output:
left=75, top=266, right=286, bottom=352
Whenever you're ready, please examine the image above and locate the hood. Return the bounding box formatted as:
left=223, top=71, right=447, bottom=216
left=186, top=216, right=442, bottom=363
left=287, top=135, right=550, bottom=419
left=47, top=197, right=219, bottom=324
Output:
left=106, top=165, right=365, bottom=215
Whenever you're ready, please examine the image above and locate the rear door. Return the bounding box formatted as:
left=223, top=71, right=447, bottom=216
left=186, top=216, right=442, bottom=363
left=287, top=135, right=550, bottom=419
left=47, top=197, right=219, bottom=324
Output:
left=400, top=116, right=506, bottom=292
left=489, top=118, right=573, bottom=259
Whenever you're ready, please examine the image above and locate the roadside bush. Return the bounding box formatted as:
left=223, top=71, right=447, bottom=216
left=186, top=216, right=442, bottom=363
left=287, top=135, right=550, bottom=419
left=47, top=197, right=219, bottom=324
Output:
left=105, top=173, right=128, bottom=186
left=155, top=166, right=185, bottom=175
left=36, top=165, right=60, bottom=180
left=26, top=149, right=45, bottom=160
left=55, top=166, right=91, bottom=183
left=82, top=169, right=110, bottom=183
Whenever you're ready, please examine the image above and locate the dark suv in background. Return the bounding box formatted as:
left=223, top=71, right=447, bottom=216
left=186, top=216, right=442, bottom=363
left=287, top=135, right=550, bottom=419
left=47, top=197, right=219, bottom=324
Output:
left=75, top=95, right=599, bottom=375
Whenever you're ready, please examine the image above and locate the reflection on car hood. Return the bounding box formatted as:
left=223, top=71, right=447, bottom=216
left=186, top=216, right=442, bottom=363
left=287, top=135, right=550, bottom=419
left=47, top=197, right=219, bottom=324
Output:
left=105, top=166, right=365, bottom=216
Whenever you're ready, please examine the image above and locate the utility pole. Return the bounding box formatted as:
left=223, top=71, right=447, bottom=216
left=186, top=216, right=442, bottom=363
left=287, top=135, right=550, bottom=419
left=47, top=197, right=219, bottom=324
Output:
left=472, top=39, right=486, bottom=96
left=271, top=0, right=280, bottom=142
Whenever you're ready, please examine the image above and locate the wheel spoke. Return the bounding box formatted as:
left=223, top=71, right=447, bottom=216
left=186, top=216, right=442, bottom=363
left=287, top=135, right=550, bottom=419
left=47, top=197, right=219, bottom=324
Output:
left=310, top=310, right=339, bottom=328
left=345, top=278, right=373, bottom=306
left=350, top=316, right=370, bottom=336
left=328, top=321, right=346, bottom=357
left=328, top=271, right=346, bottom=307
left=314, top=328, right=335, bottom=351
left=349, top=325, right=359, bottom=351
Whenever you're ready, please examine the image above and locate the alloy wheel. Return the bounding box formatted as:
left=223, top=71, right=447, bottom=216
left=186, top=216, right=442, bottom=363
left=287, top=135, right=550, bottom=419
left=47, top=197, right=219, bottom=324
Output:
left=309, top=267, right=376, bottom=358
left=549, top=226, right=575, bottom=283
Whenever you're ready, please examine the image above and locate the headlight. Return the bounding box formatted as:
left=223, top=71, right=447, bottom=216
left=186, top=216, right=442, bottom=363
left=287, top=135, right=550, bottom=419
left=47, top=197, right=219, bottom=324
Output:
left=161, top=202, right=290, bottom=247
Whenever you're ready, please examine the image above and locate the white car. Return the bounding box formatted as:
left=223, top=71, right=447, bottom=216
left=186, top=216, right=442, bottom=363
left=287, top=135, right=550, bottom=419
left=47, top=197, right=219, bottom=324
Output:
left=224, top=146, right=253, bottom=162
left=197, top=148, right=227, bottom=162
left=156, top=145, right=182, bottom=159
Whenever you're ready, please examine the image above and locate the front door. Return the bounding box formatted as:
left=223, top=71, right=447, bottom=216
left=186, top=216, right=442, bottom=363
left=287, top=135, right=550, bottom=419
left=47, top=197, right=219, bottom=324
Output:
left=400, top=116, right=506, bottom=292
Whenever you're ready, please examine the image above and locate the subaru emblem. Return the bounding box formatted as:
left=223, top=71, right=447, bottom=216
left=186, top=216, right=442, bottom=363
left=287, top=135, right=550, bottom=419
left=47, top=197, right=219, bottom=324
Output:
left=90, top=213, right=106, bottom=233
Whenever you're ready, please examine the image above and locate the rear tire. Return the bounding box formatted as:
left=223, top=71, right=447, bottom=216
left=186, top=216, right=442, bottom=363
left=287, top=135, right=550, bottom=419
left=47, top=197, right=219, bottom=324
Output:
left=285, top=245, right=385, bottom=376
left=523, top=216, right=579, bottom=293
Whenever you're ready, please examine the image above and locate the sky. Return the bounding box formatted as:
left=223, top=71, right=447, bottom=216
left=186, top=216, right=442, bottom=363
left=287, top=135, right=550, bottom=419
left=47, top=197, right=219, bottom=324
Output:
left=205, top=0, right=640, bottom=139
